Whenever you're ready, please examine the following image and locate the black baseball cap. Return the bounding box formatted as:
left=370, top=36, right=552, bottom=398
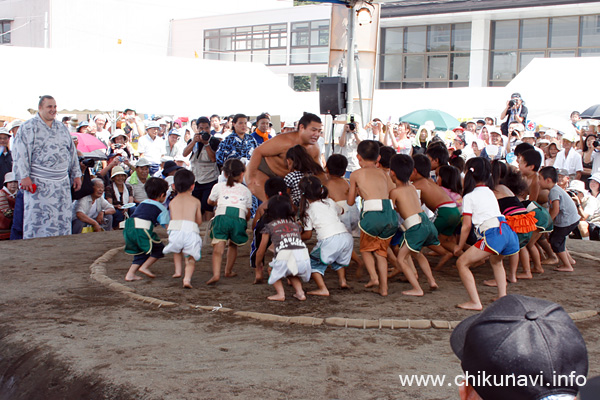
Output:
left=162, top=161, right=182, bottom=176
left=450, top=295, right=588, bottom=400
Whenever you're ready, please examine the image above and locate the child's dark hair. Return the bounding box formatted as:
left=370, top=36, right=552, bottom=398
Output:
left=298, top=112, right=322, bottom=130
left=463, top=157, right=493, bottom=196
left=390, top=154, right=414, bottom=184
left=449, top=150, right=465, bottom=172
left=412, top=154, right=431, bottom=178
left=514, top=142, right=535, bottom=157
left=265, top=195, right=295, bottom=223
left=144, top=177, right=169, bottom=200
left=223, top=158, right=245, bottom=187
left=173, top=169, right=195, bottom=193
left=539, top=166, right=558, bottom=183
left=298, top=175, right=328, bottom=226
left=491, top=159, right=508, bottom=188
left=502, top=167, right=528, bottom=198
left=326, top=154, right=348, bottom=177
left=378, top=146, right=396, bottom=169
left=357, top=140, right=380, bottom=162
left=438, top=165, right=463, bottom=194
left=520, top=149, right=542, bottom=172
left=286, top=145, right=324, bottom=175
left=264, top=177, right=288, bottom=198
left=426, top=142, right=449, bottom=166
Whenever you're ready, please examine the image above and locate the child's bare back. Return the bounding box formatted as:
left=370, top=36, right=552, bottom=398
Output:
left=390, top=184, right=423, bottom=219
left=412, top=177, right=452, bottom=210
left=169, top=192, right=202, bottom=224
left=324, top=175, right=349, bottom=202
left=350, top=167, right=393, bottom=201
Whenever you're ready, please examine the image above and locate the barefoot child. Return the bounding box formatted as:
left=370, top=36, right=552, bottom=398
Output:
left=250, top=176, right=288, bottom=283
left=124, top=177, right=170, bottom=281
left=538, top=166, right=580, bottom=272
left=298, top=176, right=353, bottom=296
left=410, top=154, right=461, bottom=268
left=162, top=169, right=203, bottom=288
left=517, top=149, right=555, bottom=273
left=322, top=154, right=362, bottom=272
left=454, top=157, right=519, bottom=311
left=206, top=159, right=252, bottom=284
left=256, top=195, right=310, bottom=301
left=348, top=140, right=397, bottom=296
left=389, top=154, right=440, bottom=296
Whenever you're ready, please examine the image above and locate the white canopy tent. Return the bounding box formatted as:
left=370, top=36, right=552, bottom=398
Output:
left=506, top=56, right=600, bottom=133
left=0, top=46, right=318, bottom=122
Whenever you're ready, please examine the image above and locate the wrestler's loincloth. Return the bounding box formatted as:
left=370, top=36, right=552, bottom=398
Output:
left=257, top=157, right=279, bottom=179
left=401, top=212, right=440, bottom=252
left=434, top=203, right=462, bottom=236
left=163, top=220, right=202, bottom=261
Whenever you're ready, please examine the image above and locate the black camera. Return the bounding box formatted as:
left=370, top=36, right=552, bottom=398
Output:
left=80, top=158, right=95, bottom=168
left=348, top=115, right=356, bottom=132
left=567, top=190, right=578, bottom=198
left=508, top=99, right=516, bottom=108
left=594, top=140, right=600, bottom=147
left=114, top=143, right=123, bottom=149
left=201, top=131, right=211, bottom=141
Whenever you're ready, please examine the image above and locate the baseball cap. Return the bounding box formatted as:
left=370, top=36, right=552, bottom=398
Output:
left=453, top=126, right=465, bottom=133
left=451, top=294, right=588, bottom=400
left=545, top=129, right=558, bottom=138
left=522, top=131, right=536, bottom=139
left=557, top=168, right=569, bottom=176
left=511, top=92, right=522, bottom=99
left=146, top=121, right=160, bottom=130
left=168, top=129, right=181, bottom=136
left=162, top=160, right=182, bottom=176
left=77, top=121, right=89, bottom=129
left=0, top=127, right=11, bottom=137
left=135, top=157, right=152, bottom=168
left=4, top=171, right=16, bottom=183
left=488, top=126, right=502, bottom=135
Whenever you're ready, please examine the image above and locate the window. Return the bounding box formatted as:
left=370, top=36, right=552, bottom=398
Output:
left=489, top=15, right=600, bottom=86
left=1, top=21, right=10, bottom=45
left=379, top=23, right=471, bottom=89
left=290, top=20, right=329, bottom=64
left=204, top=23, right=288, bottom=65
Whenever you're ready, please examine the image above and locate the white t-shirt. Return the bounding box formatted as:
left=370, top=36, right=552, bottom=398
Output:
left=303, top=198, right=348, bottom=241
left=138, top=134, right=165, bottom=164
left=462, top=186, right=501, bottom=229
left=73, top=195, right=114, bottom=221
left=208, top=182, right=252, bottom=211
left=554, top=149, right=583, bottom=175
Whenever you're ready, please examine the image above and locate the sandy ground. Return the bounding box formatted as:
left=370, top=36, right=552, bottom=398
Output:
left=0, top=228, right=598, bottom=399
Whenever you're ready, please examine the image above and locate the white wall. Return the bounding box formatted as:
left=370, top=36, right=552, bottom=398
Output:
left=170, top=4, right=331, bottom=77
left=36, top=0, right=292, bottom=55
left=0, top=0, right=49, bottom=48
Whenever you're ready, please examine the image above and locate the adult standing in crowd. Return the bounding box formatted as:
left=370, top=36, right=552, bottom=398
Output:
left=215, top=113, right=258, bottom=168
left=94, top=114, right=110, bottom=146
left=500, top=92, right=528, bottom=136
left=337, top=116, right=366, bottom=178
left=137, top=120, right=164, bottom=175
left=183, top=116, right=220, bottom=221
left=12, top=95, right=82, bottom=239
left=247, top=112, right=323, bottom=202
left=554, top=134, right=583, bottom=180
left=251, top=113, right=272, bottom=145
left=0, top=127, right=12, bottom=187
left=164, top=128, right=184, bottom=159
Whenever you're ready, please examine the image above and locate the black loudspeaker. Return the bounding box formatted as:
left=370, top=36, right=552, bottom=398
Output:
left=319, top=76, right=347, bottom=116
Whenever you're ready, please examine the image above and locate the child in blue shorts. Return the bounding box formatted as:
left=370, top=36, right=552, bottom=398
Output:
left=298, top=176, right=353, bottom=296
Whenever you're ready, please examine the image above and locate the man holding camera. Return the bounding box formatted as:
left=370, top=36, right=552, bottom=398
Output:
left=338, top=115, right=365, bottom=178
left=500, top=93, right=528, bottom=137
left=183, top=116, right=219, bottom=221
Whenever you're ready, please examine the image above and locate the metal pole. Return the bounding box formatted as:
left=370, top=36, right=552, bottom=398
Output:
left=44, top=12, right=48, bottom=48
left=354, top=44, right=365, bottom=127
left=346, top=4, right=355, bottom=118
